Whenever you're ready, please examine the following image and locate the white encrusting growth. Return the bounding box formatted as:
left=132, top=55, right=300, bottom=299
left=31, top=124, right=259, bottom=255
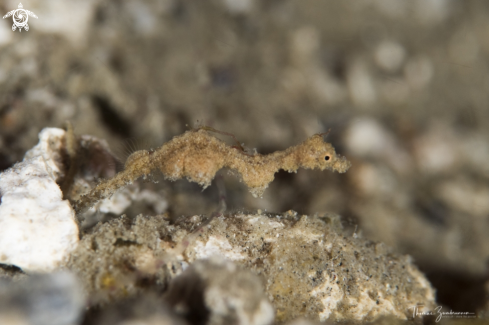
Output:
left=0, top=128, right=79, bottom=272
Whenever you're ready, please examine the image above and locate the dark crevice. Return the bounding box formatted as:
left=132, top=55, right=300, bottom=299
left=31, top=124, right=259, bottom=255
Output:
left=114, top=238, right=139, bottom=247
left=415, top=198, right=449, bottom=226
left=0, top=263, right=24, bottom=276
left=91, top=95, right=132, bottom=138
left=0, top=152, right=13, bottom=172
left=421, top=267, right=487, bottom=313
left=164, top=269, right=210, bottom=325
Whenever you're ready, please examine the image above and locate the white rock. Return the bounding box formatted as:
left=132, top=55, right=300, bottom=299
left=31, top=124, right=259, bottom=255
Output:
left=414, top=0, right=451, bottom=24
left=194, top=236, right=247, bottom=261
left=375, top=40, right=406, bottom=72
left=19, top=0, right=97, bottom=46
left=344, top=117, right=413, bottom=174
left=0, top=20, right=13, bottom=47
left=412, top=124, right=458, bottom=174
left=371, top=0, right=407, bottom=18
left=97, top=188, right=168, bottom=215
left=0, top=128, right=79, bottom=272
left=222, top=0, right=254, bottom=14
left=347, top=59, right=377, bottom=107
left=125, top=1, right=157, bottom=35
left=345, top=118, right=393, bottom=157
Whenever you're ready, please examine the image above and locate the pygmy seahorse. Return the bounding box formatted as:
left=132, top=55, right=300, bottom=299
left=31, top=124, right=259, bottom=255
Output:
left=73, top=128, right=351, bottom=213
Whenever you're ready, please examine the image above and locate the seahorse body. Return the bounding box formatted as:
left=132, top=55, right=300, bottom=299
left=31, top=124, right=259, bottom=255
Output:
left=74, top=129, right=350, bottom=213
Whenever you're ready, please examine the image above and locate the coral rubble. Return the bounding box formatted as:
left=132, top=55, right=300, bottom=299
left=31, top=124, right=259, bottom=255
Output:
left=0, top=128, right=78, bottom=272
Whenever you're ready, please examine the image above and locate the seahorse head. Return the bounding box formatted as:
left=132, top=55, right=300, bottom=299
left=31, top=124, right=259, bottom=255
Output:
left=297, top=134, right=351, bottom=173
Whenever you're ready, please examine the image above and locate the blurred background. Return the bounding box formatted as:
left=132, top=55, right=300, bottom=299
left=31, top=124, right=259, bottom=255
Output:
left=1, top=0, right=489, bottom=316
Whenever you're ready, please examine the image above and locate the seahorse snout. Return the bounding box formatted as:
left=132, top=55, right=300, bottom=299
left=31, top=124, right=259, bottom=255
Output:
left=333, top=155, right=351, bottom=173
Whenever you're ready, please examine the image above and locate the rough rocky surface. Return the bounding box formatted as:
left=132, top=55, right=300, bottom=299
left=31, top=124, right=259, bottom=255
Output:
left=67, top=212, right=435, bottom=323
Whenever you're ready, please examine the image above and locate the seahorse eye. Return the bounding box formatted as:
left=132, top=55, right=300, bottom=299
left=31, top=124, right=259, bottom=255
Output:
left=324, top=155, right=330, bottom=161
